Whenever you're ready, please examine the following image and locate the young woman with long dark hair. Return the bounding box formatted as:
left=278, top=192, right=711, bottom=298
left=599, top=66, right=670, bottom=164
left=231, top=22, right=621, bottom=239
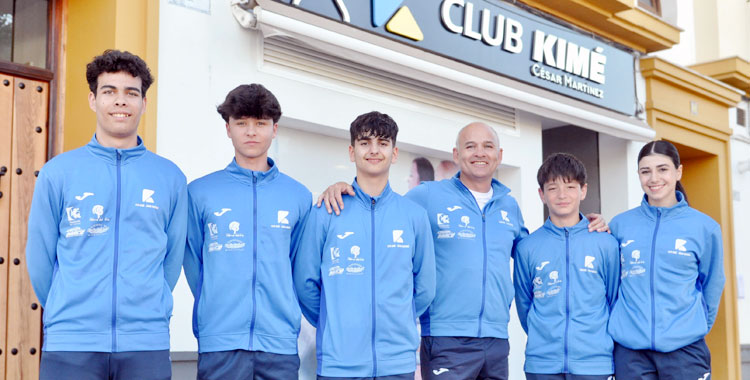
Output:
left=608, top=140, right=725, bottom=379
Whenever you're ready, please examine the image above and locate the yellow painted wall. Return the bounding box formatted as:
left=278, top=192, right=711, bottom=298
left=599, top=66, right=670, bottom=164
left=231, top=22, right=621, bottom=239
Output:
left=62, top=0, right=159, bottom=152
left=694, top=0, right=750, bottom=63
left=642, top=57, right=742, bottom=380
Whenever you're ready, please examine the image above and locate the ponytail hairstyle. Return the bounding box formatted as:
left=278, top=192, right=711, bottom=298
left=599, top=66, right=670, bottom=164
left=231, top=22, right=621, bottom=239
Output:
left=637, top=140, right=688, bottom=204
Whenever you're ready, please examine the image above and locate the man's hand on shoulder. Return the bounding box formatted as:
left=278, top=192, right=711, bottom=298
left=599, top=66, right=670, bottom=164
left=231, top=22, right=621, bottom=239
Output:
left=315, top=182, right=354, bottom=215
left=585, top=213, right=610, bottom=233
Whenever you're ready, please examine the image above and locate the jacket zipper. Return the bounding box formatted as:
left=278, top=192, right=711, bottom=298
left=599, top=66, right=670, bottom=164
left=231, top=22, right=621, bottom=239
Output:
left=650, top=210, right=662, bottom=350
left=478, top=211, right=487, bottom=336
left=564, top=229, right=570, bottom=373
left=249, top=174, right=258, bottom=350
left=111, top=151, right=122, bottom=352
left=370, top=198, right=378, bottom=377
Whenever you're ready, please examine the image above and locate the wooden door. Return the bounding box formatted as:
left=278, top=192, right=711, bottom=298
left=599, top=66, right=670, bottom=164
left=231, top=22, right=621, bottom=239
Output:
left=0, top=75, right=47, bottom=380
left=0, top=73, right=13, bottom=380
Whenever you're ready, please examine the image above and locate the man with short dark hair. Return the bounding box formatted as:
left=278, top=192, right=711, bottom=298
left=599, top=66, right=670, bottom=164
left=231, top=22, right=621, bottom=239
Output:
left=294, top=111, right=436, bottom=379
left=183, top=83, right=312, bottom=379
left=26, top=49, right=186, bottom=380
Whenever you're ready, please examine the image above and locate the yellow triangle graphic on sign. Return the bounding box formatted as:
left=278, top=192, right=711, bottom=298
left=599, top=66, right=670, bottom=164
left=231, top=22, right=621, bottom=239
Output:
left=386, top=6, right=424, bottom=41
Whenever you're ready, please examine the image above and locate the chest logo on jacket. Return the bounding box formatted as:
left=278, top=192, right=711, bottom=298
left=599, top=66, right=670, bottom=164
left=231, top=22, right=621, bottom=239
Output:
left=548, top=271, right=561, bottom=285
left=668, top=238, right=691, bottom=257
left=457, top=215, right=476, bottom=240
left=499, top=210, right=514, bottom=226
left=213, top=208, right=231, bottom=216
left=65, top=207, right=81, bottom=224
left=74, top=192, right=94, bottom=201
left=65, top=226, right=85, bottom=238
left=337, top=231, right=354, bottom=239
left=135, top=188, right=159, bottom=210
left=331, top=247, right=341, bottom=263
left=207, top=223, right=218, bottom=239
left=272, top=210, right=292, bottom=230
left=388, top=230, right=410, bottom=248
left=91, top=205, right=105, bottom=221
left=581, top=256, right=597, bottom=274
left=225, top=221, right=245, bottom=251
left=437, top=213, right=450, bottom=229
left=348, top=246, right=363, bottom=262
left=87, top=204, right=111, bottom=236
left=628, top=249, right=646, bottom=277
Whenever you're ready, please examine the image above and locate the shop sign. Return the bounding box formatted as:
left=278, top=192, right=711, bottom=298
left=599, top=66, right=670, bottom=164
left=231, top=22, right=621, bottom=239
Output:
left=269, top=0, right=637, bottom=115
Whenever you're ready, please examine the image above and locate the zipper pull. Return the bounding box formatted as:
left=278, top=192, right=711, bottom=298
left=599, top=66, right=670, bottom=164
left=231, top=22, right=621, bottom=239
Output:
left=116, top=151, right=121, bottom=161
left=565, top=229, right=569, bottom=237
left=253, top=174, right=257, bottom=184
left=371, top=198, right=376, bottom=209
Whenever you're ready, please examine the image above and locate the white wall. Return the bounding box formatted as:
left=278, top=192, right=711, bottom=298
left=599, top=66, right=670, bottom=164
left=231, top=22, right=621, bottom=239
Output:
left=731, top=101, right=750, bottom=345
left=654, top=0, right=696, bottom=65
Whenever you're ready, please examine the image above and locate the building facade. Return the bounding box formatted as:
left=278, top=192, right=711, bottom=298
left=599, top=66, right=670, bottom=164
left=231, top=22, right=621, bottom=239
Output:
left=0, top=0, right=745, bottom=379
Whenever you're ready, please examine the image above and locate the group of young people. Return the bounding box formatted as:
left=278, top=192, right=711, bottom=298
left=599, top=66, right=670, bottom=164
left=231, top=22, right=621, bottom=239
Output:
left=25, top=50, right=724, bottom=380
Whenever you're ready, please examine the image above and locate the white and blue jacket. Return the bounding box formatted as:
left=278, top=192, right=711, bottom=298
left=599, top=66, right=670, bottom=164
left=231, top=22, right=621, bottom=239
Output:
left=608, top=192, right=725, bottom=352
left=184, top=158, right=312, bottom=354
left=293, top=180, right=436, bottom=377
left=514, top=215, right=619, bottom=375
left=405, top=173, right=528, bottom=339
left=26, top=135, right=187, bottom=352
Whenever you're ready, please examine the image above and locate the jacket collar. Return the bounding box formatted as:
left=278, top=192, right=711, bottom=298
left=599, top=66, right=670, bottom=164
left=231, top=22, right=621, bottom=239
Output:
left=639, top=191, right=688, bottom=220
left=225, top=157, right=279, bottom=186
left=450, top=172, right=511, bottom=204
left=351, top=177, right=393, bottom=209
left=542, top=213, right=589, bottom=239
left=85, top=134, right=146, bottom=165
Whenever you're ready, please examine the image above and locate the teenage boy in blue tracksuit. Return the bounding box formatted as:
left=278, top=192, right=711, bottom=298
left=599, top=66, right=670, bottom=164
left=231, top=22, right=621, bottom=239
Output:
left=317, top=123, right=608, bottom=380
left=514, top=153, right=619, bottom=380
left=183, top=84, right=312, bottom=380
left=294, top=111, right=436, bottom=379
left=26, top=50, right=186, bottom=380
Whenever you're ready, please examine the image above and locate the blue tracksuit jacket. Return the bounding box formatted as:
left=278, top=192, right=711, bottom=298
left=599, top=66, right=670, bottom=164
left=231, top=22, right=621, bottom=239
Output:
left=405, top=173, right=528, bottom=338
left=184, top=158, right=312, bottom=354
left=293, top=180, right=436, bottom=377
left=514, top=215, right=619, bottom=375
left=26, top=135, right=187, bottom=352
left=608, top=192, right=725, bottom=352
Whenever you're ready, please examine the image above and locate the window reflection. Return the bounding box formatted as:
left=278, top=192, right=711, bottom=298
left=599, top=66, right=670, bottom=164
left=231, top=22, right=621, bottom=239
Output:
left=0, top=0, right=49, bottom=68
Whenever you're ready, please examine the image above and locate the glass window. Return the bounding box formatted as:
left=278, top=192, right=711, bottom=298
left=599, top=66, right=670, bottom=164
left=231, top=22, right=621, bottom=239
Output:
left=638, top=0, right=661, bottom=16
left=0, top=0, right=49, bottom=68
left=0, top=0, right=11, bottom=62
